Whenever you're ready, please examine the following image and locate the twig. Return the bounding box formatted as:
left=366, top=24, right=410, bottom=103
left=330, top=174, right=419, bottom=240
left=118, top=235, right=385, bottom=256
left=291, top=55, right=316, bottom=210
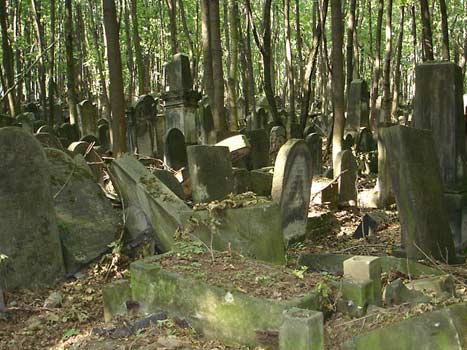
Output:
left=311, top=169, right=349, bottom=201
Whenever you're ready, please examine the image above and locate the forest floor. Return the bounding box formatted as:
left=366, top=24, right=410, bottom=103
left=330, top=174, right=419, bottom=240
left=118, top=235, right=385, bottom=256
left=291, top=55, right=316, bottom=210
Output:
left=1, top=177, right=467, bottom=350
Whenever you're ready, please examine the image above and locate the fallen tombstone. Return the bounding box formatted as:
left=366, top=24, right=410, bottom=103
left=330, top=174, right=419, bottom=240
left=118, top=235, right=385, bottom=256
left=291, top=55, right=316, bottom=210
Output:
left=340, top=303, right=467, bottom=350
left=352, top=211, right=390, bottom=239
left=181, top=194, right=286, bottom=264
left=279, top=308, right=324, bottom=350
left=103, top=254, right=324, bottom=348
left=0, top=127, right=65, bottom=289
left=124, top=206, right=158, bottom=257
left=35, top=132, right=65, bottom=150
left=405, top=275, right=456, bottom=299
left=111, top=154, right=191, bottom=252
left=382, top=278, right=429, bottom=306
left=216, top=134, right=251, bottom=162
left=272, top=139, right=313, bottom=243
left=152, top=169, right=185, bottom=200
left=46, top=148, right=120, bottom=273
left=335, top=150, right=358, bottom=205
left=380, top=125, right=457, bottom=262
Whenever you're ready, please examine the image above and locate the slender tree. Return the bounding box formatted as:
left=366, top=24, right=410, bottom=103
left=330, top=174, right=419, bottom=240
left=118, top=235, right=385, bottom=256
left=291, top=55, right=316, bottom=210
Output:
left=419, top=0, right=434, bottom=61
left=381, top=0, right=393, bottom=121
left=65, top=0, right=78, bottom=124
left=439, top=0, right=450, bottom=61
left=391, top=5, right=404, bottom=120
left=0, top=0, right=16, bottom=116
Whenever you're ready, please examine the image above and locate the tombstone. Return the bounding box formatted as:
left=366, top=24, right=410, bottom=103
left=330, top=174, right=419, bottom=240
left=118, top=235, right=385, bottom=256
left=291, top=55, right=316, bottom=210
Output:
left=272, top=140, right=313, bottom=243
left=77, top=100, right=98, bottom=137
left=164, top=128, right=188, bottom=171
left=232, top=168, right=251, bottom=194
left=198, top=104, right=216, bottom=144
left=343, top=133, right=354, bottom=150
left=237, top=97, right=246, bottom=123
left=80, top=134, right=100, bottom=145
left=162, top=54, right=201, bottom=144
left=216, top=134, right=251, bottom=162
left=254, top=108, right=268, bottom=130
left=335, top=150, right=358, bottom=204
left=68, top=141, right=105, bottom=183
left=187, top=145, right=234, bottom=203
left=130, top=95, right=157, bottom=157
left=37, top=124, right=55, bottom=135
left=244, top=129, right=270, bottom=170
left=306, top=133, right=323, bottom=175
left=33, top=119, right=47, bottom=132
left=15, top=112, right=35, bottom=133
left=269, top=126, right=287, bottom=165
left=57, top=122, right=79, bottom=147
left=346, top=79, right=370, bottom=134
left=98, top=120, right=111, bottom=152
left=152, top=169, right=185, bottom=199
left=154, top=112, right=166, bottom=158
left=380, top=125, right=456, bottom=262
left=356, top=127, right=376, bottom=153
left=46, top=148, right=119, bottom=273
left=412, top=62, right=467, bottom=246
left=0, top=127, right=65, bottom=289
left=35, top=132, right=65, bottom=150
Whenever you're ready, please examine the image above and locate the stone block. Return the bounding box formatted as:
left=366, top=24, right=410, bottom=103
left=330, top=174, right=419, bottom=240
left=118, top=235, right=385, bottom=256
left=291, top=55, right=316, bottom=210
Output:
left=250, top=169, right=273, bottom=196
left=152, top=169, right=185, bottom=200
left=244, top=129, right=270, bottom=170
left=232, top=168, right=251, bottom=194
left=383, top=279, right=429, bottom=306
left=279, top=308, right=324, bottom=350
left=406, top=275, right=456, bottom=298
left=340, top=279, right=373, bottom=316
left=343, top=256, right=382, bottom=306
left=103, top=279, right=132, bottom=322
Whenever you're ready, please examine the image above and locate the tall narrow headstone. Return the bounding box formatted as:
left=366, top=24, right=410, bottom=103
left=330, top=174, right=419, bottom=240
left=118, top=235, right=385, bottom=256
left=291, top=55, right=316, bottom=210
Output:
left=98, top=119, right=111, bottom=152
left=335, top=150, right=358, bottom=204
left=164, top=128, right=188, bottom=171
left=198, top=103, right=216, bottom=144
left=306, top=133, right=323, bottom=175
left=272, top=140, right=313, bottom=243
left=77, top=100, right=98, bottom=137
left=0, top=128, right=64, bottom=289
left=269, top=126, right=287, bottom=165
left=131, top=95, right=157, bottom=157
left=413, top=62, right=467, bottom=245
left=380, top=125, right=456, bottom=262
left=346, top=80, right=370, bottom=134
left=162, top=54, right=201, bottom=144
left=244, top=129, right=269, bottom=170
left=187, top=145, right=234, bottom=203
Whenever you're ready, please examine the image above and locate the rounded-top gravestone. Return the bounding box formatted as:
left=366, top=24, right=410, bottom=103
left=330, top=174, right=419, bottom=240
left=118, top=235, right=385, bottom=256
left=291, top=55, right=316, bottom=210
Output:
left=335, top=150, right=358, bottom=204
left=272, top=139, right=313, bottom=243
left=269, top=126, right=286, bottom=165
left=164, top=128, right=188, bottom=171
left=0, top=127, right=65, bottom=290
left=305, top=133, right=323, bottom=176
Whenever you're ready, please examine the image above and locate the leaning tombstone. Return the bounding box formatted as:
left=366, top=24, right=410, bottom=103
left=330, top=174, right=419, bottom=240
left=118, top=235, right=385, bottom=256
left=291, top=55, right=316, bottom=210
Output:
left=412, top=62, right=467, bottom=246
left=187, top=145, right=234, bottom=203
left=46, top=148, right=120, bottom=273
left=269, top=126, right=287, bottom=165
left=380, top=125, right=456, bottom=262
left=335, top=150, right=358, bottom=205
left=68, top=141, right=105, bottom=184
left=162, top=53, right=201, bottom=144
left=77, top=100, right=98, bottom=137
left=132, top=95, right=157, bottom=157
left=0, top=127, right=65, bottom=289
left=164, top=128, right=188, bottom=171
left=306, top=133, right=323, bottom=176
left=35, top=132, right=65, bottom=150
left=272, top=140, right=313, bottom=243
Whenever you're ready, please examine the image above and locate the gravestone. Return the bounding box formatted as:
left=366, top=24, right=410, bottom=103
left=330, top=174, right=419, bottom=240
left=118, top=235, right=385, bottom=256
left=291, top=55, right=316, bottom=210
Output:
left=272, top=139, right=313, bottom=243
left=412, top=62, right=467, bottom=246
left=57, top=122, right=79, bottom=147
left=198, top=103, right=216, bottom=144
left=68, top=141, right=105, bottom=183
left=232, top=168, right=251, bottom=194
left=356, top=127, right=376, bottom=153
left=77, top=100, right=98, bottom=137
left=152, top=169, right=185, bottom=199
left=244, top=129, right=269, bottom=170
left=35, top=132, right=65, bottom=150
left=254, top=108, right=268, bottom=130
left=0, top=127, right=64, bottom=289
left=37, top=125, right=55, bottom=134
left=46, top=148, right=119, bottom=273
left=346, top=79, right=370, bottom=135
left=269, top=126, right=287, bottom=165
left=187, top=145, right=234, bottom=203
left=163, top=54, right=201, bottom=144
left=15, top=112, right=35, bottom=133
left=305, top=133, right=323, bottom=175
left=98, top=119, right=111, bottom=151
left=335, top=150, right=358, bottom=204
left=343, top=133, right=355, bottom=150
left=131, top=95, right=157, bottom=157
left=380, top=125, right=456, bottom=262
left=237, top=97, right=246, bottom=123
left=164, top=128, right=188, bottom=171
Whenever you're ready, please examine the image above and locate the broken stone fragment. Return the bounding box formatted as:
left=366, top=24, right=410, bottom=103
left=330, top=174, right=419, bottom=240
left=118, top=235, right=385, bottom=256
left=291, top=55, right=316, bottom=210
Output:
left=279, top=307, right=324, bottom=350
left=383, top=279, right=429, bottom=306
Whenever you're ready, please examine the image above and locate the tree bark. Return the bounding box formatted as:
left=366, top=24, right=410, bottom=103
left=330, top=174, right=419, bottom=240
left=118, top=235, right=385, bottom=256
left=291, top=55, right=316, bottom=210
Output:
left=391, top=6, right=404, bottom=121
left=130, top=0, right=147, bottom=95
left=295, top=0, right=303, bottom=101
left=65, top=0, right=78, bottom=124
left=48, top=0, right=56, bottom=124
left=31, top=0, right=47, bottom=114
left=369, top=0, right=384, bottom=131
left=201, top=0, right=214, bottom=103
left=381, top=0, right=393, bottom=122
left=346, top=0, right=357, bottom=100
left=419, top=0, right=434, bottom=61
left=0, top=0, right=17, bottom=116
left=284, top=0, right=295, bottom=120
left=165, top=0, right=178, bottom=56
left=331, top=0, right=345, bottom=169
left=124, top=0, right=135, bottom=102
left=227, top=0, right=239, bottom=130
left=411, top=5, right=417, bottom=65
left=102, top=0, right=127, bottom=155
left=439, top=0, right=450, bottom=61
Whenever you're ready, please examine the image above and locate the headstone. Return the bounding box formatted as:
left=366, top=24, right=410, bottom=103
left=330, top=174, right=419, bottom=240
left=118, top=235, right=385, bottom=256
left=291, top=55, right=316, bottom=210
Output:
left=335, top=150, right=358, bottom=204
left=46, top=148, right=120, bottom=273
left=380, top=125, right=456, bottom=262
left=346, top=79, right=370, bottom=133
left=198, top=104, right=216, bottom=144
left=269, top=126, right=287, bottom=165
left=0, top=127, right=64, bottom=289
left=164, top=128, right=188, bottom=171
left=131, top=95, right=157, bottom=157
left=77, top=100, right=98, bottom=137
left=57, top=122, right=79, bottom=147
left=98, top=120, right=111, bottom=152
left=187, top=145, right=234, bottom=203
left=15, top=112, right=35, bottom=133
left=232, top=168, right=251, bottom=194
left=356, top=127, right=376, bottom=153
left=250, top=169, right=273, bottom=196
left=68, top=141, right=105, bottom=183
left=412, top=62, right=467, bottom=246
left=244, top=129, right=269, bottom=170
left=305, top=133, right=323, bottom=176
left=272, top=140, right=313, bottom=243
left=254, top=108, right=268, bottom=130
left=152, top=169, right=185, bottom=199
left=35, top=132, right=65, bottom=150
left=215, top=134, right=250, bottom=162
left=163, top=54, right=201, bottom=144
left=37, top=125, right=55, bottom=134
left=237, top=97, right=246, bottom=122
left=343, top=133, right=354, bottom=150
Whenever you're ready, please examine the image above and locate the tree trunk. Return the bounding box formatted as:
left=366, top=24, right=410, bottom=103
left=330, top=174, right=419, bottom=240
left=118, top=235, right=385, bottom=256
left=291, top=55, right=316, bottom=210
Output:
left=102, top=0, right=127, bottom=156
left=245, top=9, right=256, bottom=117
left=381, top=0, right=393, bottom=122
left=130, top=0, right=147, bottom=95
left=411, top=4, right=418, bottom=65
left=179, top=0, right=195, bottom=74
left=419, top=0, right=434, bottom=61
left=284, top=0, right=295, bottom=120
left=369, top=0, right=383, bottom=131
left=31, top=0, right=47, bottom=114
left=65, top=0, right=78, bottom=124
left=295, top=0, right=303, bottom=102
left=439, top=0, right=450, bottom=61
left=227, top=0, right=239, bottom=130
left=346, top=0, right=357, bottom=100
left=391, top=6, right=404, bottom=121
left=331, top=0, right=345, bottom=169
left=48, top=0, right=56, bottom=124
left=201, top=0, right=214, bottom=103
left=124, top=0, right=135, bottom=102
left=166, top=0, right=178, bottom=56
left=0, top=0, right=16, bottom=116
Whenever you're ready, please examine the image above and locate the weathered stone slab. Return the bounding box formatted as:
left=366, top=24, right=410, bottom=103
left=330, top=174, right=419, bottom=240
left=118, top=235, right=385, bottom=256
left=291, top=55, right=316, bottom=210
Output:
left=164, top=128, right=187, bottom=171
left=77, top=100, right=98, bottom=137
left=340, top=304, right=467, bottom=350
left=279, top=308, right=324, bottom=350
left=165, top=53, right=193, bottom=93
left=46, top=148, right=120, bottom=273
left=131, top=95, right=157, bottom=157
left=244, top=129, right=269, bottom=170
left=0, top=128, right=64, bottom=289
left=187, top=145, right=234, bottom=203
left=35, top=132, right=65, bottom=150
left=182, top=200, right=286, bottom=264
left=380, top=125, right=456, bottom=262
left=306, top=133, right=323, bottom=176
left=346, top=79, right=370, bottom=133
left=232, top=168, right=250, bottom=194
left=272, top=140, right=313, bottom=243
left=111, top=154, right=191, bottom=251
left=335, top=150, right=357, bottom=204
left=152, top=169, right=185, bottom=200
left=269, top=126, right=286, bottom=165
left=250, top=169, right=273, bottom=196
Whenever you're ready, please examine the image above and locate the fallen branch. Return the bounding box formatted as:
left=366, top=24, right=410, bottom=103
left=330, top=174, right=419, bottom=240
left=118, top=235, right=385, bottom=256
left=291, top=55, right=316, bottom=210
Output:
left=311, top=169, right=349, bottom=201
